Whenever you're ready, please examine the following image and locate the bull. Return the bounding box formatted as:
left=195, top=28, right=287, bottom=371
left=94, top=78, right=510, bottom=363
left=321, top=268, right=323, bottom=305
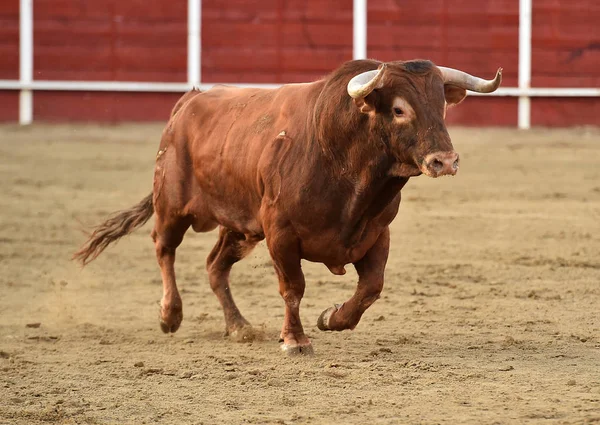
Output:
left=74, top=59, right=502, bottom=355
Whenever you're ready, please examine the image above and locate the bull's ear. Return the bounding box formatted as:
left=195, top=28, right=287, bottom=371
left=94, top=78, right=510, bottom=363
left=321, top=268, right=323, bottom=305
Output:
left=352, top=91, right=378, bottom=114
left=444, top=84, right=467, bottom=106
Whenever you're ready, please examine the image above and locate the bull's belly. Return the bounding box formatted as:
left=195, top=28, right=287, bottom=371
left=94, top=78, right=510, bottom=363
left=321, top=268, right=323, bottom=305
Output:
left=184, top=159, right=265, bottom=236
left=184, top=188, right=264, bottom=236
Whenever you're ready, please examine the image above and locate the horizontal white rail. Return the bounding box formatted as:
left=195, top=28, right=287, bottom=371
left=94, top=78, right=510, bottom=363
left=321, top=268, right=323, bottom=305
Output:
left=1, top=79, right=599, bottom=97
left=2, top=80, right=191, bottom=92
left=468, top=87, right=600, bottom=97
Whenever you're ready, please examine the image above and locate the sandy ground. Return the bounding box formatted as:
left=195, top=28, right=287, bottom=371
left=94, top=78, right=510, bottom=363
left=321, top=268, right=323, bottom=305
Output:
left=0, top=123, right=599, bottom=425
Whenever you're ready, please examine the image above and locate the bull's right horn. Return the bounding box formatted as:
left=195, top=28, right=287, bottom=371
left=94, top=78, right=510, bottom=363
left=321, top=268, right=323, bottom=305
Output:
left=347, top=63, right=387, bottom=99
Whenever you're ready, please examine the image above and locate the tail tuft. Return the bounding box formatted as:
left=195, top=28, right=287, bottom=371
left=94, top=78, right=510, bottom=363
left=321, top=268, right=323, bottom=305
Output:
left=73, top=193, right=154, bottom=266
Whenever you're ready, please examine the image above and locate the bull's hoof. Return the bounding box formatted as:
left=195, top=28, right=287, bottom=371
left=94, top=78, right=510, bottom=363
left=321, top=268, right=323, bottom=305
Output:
left=317, top=304, right=340, bottom=331
left=280, top=342, right=314, bottom=356
left=227, top=323, right=265, bottom=343
left=280, top=333, right=314, bottom=356
left=224, top=317, right=251, bottom=336
left=159, top=303, right=183, bottom=334
left=160, top=317, right=182, bottom=333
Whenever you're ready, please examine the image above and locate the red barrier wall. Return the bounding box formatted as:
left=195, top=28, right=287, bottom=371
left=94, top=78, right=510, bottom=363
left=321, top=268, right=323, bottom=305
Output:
left=0, top=0, right=19, bottom=120
left=0, top=0, right=598, bottom=125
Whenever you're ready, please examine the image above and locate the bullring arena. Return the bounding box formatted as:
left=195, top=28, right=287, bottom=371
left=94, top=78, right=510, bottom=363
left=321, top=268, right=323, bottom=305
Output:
left=1, top=124, right=599, bottom=423
left=1, top=0, right=600, bottom=424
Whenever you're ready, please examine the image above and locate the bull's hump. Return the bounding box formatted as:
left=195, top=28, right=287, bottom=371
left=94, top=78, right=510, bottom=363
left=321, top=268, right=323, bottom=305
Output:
left=204, top=85, right=266, bottom=98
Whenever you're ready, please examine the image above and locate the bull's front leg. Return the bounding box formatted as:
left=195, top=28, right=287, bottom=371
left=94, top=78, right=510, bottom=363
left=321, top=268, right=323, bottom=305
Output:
left=318, top=227, right=390, bottom=331
left=266, top=228, right=314, bottom=356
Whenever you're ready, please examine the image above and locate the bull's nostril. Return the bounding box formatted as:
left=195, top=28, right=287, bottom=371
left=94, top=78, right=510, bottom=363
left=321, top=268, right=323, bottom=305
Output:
left=431, top=159, right=444, bottom=172
left=452, top=159, right=459, bottom=170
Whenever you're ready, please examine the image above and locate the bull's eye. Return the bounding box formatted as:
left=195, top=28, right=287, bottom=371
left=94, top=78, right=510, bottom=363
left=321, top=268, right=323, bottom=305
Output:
left=393, top=107, right=404, bottom=117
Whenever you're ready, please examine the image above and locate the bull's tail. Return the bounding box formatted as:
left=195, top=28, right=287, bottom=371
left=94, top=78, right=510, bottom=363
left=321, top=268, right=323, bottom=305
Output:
left=73, top=193, right=154, bottom=266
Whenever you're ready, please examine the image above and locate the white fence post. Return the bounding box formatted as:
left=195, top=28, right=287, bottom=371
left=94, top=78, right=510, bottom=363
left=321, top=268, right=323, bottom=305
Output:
left=187, top=0, right=201, bottom=87
left=518, top=0, right=532, bottom=129
left=19, top=0, right=33, bottom=125
left=353, top=0, right=367, bottom=60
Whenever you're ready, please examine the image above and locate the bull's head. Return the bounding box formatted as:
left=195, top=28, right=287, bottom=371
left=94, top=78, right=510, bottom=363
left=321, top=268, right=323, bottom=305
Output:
left=347, top=60, right=502, bottom=178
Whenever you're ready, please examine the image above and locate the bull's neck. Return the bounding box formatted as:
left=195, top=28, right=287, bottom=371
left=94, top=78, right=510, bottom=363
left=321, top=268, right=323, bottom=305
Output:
left=300, top=89, right=407, bottom=202
left=302, top=126, right=407, bottom=218
left=311, top=113, right=395, bottom=180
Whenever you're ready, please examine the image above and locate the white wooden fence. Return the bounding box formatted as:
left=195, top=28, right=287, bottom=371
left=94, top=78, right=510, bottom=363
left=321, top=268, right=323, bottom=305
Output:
left=1, top=0, right=598, bottom=127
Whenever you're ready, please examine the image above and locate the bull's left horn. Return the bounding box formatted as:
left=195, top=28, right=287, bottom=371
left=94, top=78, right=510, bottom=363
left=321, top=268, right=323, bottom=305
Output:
left=438, top=67, right=503, bottom=93
left=347, top=63, right=387, bottom=99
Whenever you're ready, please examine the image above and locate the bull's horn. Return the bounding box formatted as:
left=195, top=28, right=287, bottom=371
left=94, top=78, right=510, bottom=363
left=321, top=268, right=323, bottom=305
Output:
left=347, top=63, right=387, bottom=99
left=438, top=67, right=503, bottom=93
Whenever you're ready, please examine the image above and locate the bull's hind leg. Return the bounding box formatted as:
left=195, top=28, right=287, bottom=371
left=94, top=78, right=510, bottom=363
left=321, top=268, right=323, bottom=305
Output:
left=151, top=218, right=190, bottom=333
left=206, top=227, right=261, bottom=336
left=317, top=227, right=389, bottom=332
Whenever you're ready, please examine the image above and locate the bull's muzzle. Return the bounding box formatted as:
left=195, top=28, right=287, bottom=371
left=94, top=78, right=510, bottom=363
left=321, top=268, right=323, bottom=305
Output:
left=422, top=151, right=460, bottom=177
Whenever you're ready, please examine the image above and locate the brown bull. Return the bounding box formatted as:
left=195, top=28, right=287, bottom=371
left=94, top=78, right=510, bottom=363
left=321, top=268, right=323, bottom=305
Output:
left=74, top=59, right=502, bottom=355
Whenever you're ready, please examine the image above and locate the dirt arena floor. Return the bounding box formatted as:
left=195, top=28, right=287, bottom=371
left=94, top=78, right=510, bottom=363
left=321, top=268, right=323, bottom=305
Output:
left=1, top=123, right=599, bottom=424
